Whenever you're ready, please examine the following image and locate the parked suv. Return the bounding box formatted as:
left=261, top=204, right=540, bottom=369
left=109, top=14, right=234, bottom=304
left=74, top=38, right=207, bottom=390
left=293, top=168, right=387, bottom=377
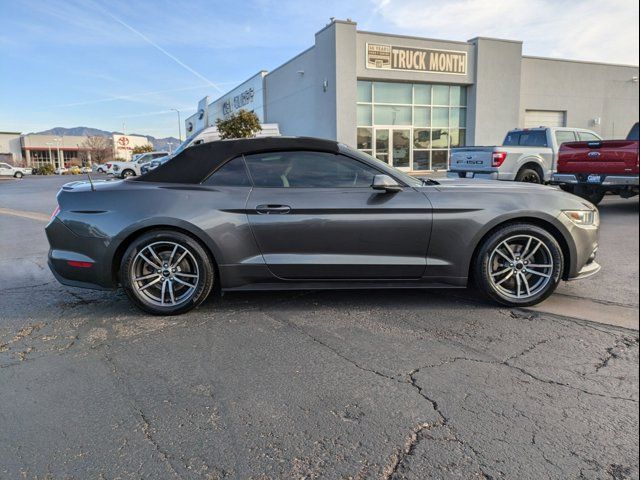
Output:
left=110, top=152, right=169, bottom=178
left=448, top=127, right=602, bottom=184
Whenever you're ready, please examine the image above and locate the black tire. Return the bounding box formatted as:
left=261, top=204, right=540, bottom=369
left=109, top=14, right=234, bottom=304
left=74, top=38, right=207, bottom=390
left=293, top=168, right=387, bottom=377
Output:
left=515, top=167, right=542, bottom=184
left=120, top=230, right=215, bottom=315
left=474, top=223, right=564, bottom=307
left=574, top=186, right=605, bottom=205
left=14, top=172, right=23, bottom=179
left=97, top=167, right=105, bottom=173
left=122, top=169, right=135, bottom=178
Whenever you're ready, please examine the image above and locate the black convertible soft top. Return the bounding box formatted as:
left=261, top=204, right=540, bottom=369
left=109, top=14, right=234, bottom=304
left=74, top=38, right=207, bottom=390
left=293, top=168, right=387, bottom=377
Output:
left=136, top=136, right=340, bottom=184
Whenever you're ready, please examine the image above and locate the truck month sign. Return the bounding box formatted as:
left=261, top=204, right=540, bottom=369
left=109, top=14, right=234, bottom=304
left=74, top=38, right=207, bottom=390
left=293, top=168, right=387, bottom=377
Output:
left=366, top=43, right=467, bottom=75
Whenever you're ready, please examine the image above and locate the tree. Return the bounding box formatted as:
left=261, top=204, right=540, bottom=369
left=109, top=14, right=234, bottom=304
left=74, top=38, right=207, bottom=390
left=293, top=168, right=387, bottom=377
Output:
left=132, top=144, right=153, bottom=155
left=80, top=136, right=113, bottom=165
left=215, top=109, right=262, bottom=139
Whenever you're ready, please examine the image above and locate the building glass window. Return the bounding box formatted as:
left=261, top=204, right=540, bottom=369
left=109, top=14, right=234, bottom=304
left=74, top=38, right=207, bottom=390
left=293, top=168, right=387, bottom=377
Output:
left=374, top=82, right=412, bottom=104
left=357, top=81, right=372, bottom=103
left=356, top=81, right=467, bottom=172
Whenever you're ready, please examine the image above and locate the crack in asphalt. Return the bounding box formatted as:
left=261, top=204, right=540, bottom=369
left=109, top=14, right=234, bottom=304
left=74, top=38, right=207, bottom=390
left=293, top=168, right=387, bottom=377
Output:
left=101, top=350, right=183, bottom=479
left=259, top=310, right=638, bottom=478
left=594, top=336, right=639, bottom=372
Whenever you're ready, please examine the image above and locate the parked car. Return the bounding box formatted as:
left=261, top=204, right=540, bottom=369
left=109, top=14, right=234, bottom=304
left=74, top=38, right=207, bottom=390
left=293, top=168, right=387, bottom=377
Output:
left=551, top=123, right=639, bottom=205
left=110, top=152, right=169, bottom=178
left=46, top=136, right=600, bottom=315
left=54, top=166, right=68, bottom=175
left=95, top=163, right=109, bottom=173
left=140, top=156, right=170, bottom=175
left=0, top=162, right=32, bottom=178
left=448, top=127, right=602, bottom=184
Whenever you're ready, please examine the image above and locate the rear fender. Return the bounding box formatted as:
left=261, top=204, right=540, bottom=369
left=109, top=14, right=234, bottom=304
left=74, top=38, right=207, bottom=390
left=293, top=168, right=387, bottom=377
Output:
left=108, top=217, right=223, bottom=282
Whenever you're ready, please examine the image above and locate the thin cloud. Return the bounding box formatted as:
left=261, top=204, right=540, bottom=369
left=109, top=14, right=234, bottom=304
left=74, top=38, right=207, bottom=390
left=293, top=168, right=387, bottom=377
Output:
left=371, top=0, right=639, bottom=65
left=48, top=84, right=218, bottom=108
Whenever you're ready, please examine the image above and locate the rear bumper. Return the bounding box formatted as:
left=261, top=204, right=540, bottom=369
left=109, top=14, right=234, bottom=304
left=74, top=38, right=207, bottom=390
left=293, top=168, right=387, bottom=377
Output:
left=551, top=173, right=639, bottom=187
left=447, top=170, right=515, bottom=181
left=45, top=217, right=117, bottom=291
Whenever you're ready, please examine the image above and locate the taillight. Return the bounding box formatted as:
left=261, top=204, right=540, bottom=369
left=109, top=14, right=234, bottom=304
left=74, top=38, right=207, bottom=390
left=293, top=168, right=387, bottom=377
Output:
left=106, top=163, right=112, bottom=168
left=492, top=152, right=507, bottom=167
left=50, top=205, right=60, bottom=222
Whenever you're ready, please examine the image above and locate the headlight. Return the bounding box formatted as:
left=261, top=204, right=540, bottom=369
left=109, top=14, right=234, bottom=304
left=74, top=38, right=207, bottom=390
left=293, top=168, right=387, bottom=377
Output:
left=563, top=210, right=599, bottom=227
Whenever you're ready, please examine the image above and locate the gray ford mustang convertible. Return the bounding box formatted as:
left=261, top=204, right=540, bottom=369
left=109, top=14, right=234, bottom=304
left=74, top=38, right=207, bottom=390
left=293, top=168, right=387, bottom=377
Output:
left=46, top=137, right=600, bottom=315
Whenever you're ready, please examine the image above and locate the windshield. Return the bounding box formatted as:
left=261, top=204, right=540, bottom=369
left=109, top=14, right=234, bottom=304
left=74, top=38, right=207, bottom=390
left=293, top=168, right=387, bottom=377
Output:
left=627, top=123, right=639, bottom=141
left=339, top=145, right=423, bottom=187
left=171, top=131, right=201, bottom=157
left=503, top=130, right=548, bottom=147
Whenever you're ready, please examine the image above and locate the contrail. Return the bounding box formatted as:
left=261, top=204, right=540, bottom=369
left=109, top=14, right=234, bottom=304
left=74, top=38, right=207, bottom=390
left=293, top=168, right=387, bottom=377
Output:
left=96, top=5, right=224, bottom=93
left=50, top=84, right=212, bottom=108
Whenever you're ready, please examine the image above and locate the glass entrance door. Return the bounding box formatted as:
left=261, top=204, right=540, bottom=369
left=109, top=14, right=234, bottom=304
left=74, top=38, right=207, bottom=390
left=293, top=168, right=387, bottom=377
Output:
left=392, top=129, right=410, bottom=171
left=375, top=128, right=411, bottom=171
left=375, top=129, right=389, bottom=164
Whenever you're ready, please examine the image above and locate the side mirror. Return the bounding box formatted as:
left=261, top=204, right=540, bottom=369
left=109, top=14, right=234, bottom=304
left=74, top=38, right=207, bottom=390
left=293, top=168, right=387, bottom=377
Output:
left=372, top=174, right=403, bottom=193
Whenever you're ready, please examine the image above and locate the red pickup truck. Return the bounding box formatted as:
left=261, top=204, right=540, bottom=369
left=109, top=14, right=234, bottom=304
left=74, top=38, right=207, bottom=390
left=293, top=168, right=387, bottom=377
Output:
left=552, top=122, right=639, bottom=205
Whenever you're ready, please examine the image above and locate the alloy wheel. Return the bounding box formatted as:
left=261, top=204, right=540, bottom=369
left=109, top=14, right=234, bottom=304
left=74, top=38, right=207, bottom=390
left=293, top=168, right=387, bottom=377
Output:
left=488, top=234, right=553, bottom=300
left=130, top=241, right=200, bottom=307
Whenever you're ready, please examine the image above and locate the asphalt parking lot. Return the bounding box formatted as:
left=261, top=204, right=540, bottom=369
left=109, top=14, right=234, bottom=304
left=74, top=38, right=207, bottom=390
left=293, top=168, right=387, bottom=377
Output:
left=1, top=175, right=638, bottom=479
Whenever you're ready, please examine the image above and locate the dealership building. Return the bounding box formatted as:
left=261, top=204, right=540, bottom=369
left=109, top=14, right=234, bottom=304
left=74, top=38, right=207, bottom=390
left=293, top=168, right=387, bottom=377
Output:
left=186, top=19, right=639, bottom=173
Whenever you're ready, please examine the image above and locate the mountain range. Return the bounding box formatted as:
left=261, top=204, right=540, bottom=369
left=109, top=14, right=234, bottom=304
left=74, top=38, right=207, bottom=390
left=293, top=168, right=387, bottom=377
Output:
left=34, top=127, right=181, bottom=152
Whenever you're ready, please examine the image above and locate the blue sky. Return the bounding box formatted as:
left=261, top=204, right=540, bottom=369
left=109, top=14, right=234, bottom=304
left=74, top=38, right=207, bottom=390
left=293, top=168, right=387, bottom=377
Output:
left=1, top=0, right=638, bottom=138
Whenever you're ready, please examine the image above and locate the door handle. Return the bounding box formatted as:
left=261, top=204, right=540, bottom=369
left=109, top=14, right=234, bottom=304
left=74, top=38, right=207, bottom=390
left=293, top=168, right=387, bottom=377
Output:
left=256, top=204, right=291, bottom=214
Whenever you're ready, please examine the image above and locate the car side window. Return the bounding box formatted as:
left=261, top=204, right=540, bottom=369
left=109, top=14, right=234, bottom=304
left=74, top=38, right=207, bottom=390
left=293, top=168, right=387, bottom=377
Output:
left=203, top=157, right=251, bottom=187
left=555, top=130, right=576, bottom=145
left=0, top=163, right=10, bottom=169
left=578, top=132, right=600, bottom=142
left=243, top=151, right=381, bottom=188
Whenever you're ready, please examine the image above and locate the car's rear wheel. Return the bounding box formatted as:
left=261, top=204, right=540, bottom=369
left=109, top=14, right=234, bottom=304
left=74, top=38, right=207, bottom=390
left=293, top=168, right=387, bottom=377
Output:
left=515, top=167, right=542, bottom=184
left=474, top=223, right=564, bottom=307
left=122, top=169, right=135, bottom=178
left=14, top=172, right=23, bottom=179
left=120, top=230, right=214, bottom=315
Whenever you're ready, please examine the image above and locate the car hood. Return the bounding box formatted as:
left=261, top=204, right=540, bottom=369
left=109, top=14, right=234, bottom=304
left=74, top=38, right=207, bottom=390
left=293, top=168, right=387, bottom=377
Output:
left=422, top=178, right=597, bottom=210
left=431, top=177, right=557, bottom=192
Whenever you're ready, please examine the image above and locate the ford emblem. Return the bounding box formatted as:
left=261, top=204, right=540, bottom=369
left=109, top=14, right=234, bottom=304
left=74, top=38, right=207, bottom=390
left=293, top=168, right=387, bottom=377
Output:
left=588, top=151, right=601, bottom=158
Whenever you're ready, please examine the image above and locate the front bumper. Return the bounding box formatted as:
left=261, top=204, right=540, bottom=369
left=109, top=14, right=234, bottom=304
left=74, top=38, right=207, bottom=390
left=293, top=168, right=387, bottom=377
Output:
left=569, top=260, right=601, bottom=281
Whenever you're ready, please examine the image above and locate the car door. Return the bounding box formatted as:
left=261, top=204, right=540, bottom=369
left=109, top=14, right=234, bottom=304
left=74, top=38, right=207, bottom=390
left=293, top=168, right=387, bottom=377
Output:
left=244, top=150, right=432, bottom=280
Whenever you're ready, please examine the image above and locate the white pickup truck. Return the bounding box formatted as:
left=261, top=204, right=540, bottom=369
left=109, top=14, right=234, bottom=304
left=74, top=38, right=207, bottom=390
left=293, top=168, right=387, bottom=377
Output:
left=109, top=151, right=169, bottom=178
left=448, top=127, right=602, bottom=184
left=0, top=162, right=32, bottom=178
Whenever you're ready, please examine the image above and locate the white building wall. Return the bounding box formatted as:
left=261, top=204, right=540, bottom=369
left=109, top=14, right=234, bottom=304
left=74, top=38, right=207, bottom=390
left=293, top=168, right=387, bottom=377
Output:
left=520, top=57, right=639, bottom=139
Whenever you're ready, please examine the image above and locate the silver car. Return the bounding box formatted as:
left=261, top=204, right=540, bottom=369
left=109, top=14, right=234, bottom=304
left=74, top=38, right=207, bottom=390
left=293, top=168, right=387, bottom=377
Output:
left=46, top=137, right=600, bottom=315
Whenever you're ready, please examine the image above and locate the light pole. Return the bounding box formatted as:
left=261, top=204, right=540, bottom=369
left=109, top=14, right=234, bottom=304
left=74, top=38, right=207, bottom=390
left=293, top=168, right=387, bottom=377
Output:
left=46, top=142, right=54, bottom=168
left=171, top=108, right=182, bottom=142
left=53, top=138, right=61, bottom=172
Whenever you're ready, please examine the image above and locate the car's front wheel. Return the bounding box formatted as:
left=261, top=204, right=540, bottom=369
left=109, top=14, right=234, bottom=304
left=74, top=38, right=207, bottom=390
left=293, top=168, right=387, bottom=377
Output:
left=122, top=169, right=135, bottom=178
left=14, top=172, right=23, bottom=179
left=120, top=230, right=215, bottom=315
left=474, top=223, right=564, bottom=307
